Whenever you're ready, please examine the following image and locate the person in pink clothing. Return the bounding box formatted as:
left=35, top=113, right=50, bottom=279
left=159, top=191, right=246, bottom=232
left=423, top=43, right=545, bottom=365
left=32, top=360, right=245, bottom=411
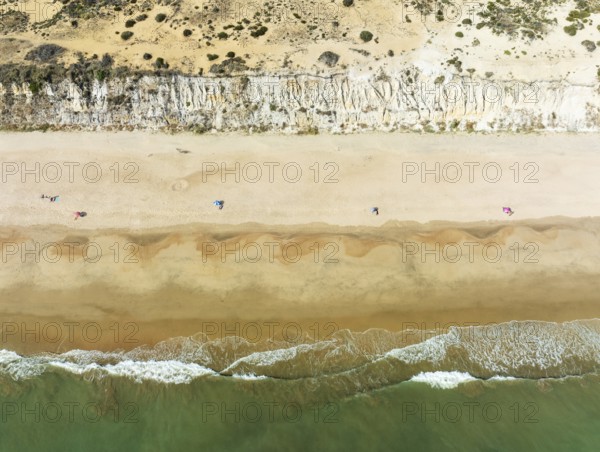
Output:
left=503, top=207, right=514, bottom=216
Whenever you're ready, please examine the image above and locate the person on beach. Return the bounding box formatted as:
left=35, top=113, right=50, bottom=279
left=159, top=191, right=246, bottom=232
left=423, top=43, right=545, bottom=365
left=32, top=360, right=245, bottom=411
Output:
left=41, top=195, right=60, bottom=202
left=74, top=211, right=87, bottom=220
left=371, top=207, right=379, bottom=215
left=503, top=207, right=514, bottom=216
left=213, top=200, right=224, bottom=210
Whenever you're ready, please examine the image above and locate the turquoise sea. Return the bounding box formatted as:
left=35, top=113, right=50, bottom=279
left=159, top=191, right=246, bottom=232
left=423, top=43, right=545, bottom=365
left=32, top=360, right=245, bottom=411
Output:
left=1, top=321, right=600, bottom=451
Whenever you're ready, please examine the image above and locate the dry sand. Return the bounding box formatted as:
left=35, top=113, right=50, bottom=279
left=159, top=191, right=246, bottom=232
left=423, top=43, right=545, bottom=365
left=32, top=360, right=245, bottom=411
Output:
left=1, top=131, right=599, bottom=353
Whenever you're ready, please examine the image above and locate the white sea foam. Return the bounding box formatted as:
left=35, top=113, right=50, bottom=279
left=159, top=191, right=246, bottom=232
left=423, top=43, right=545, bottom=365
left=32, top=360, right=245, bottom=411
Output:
left=223, top=342, right=329, bottom=374
left=410, top=371, right=478, bottom=389
left=2, top=319, right=600, bottom=386
left=488, top=376, right=517, bottom=381
left=230, top=373, right=268, bottom=380
left=2, top=349, right=217, bottom=384
left=103, top=360, right=216, bottom=384
left=385, top=333, right=449, bottom=364
left=0, top=349, right=45, bottom=380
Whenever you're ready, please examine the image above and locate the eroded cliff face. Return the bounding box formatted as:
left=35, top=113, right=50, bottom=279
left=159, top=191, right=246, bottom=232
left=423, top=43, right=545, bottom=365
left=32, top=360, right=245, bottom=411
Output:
left=1, top=67, right=599, bottom=133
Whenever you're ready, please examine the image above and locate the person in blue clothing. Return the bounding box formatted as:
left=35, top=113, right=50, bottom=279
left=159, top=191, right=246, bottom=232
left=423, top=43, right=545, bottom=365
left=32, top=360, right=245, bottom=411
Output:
left=213, top=200, right=224, bottom=210
left=41, top=194, right=60, bottom=202
left=371, top=207, right=379, bottom=215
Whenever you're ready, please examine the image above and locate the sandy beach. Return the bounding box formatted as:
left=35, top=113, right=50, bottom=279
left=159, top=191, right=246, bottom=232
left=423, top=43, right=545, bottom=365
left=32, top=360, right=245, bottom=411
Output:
left=1, top=132, right=600, bottom=353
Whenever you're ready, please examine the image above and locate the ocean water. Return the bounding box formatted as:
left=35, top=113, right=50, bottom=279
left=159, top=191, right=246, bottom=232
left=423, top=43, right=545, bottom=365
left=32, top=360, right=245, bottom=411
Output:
left=1, top=321, right=600, bottom=451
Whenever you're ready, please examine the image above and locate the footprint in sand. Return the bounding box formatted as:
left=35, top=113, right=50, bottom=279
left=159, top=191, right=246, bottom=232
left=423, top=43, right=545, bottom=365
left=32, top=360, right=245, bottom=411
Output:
left=171, top=179, right=189, bottom=191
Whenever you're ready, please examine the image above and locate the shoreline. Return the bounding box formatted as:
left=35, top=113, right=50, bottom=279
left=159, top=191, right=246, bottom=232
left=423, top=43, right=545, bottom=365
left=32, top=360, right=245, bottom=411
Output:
left=2, top=217, right=600, bottom=354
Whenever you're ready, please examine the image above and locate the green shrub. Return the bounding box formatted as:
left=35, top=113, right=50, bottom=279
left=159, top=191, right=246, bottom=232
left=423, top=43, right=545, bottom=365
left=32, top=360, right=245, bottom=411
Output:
left=217, top=31, right=228, bottom=39
left=207, top=54, right=219, bottom=61
left=155, top=57, right=168, bottom=69
left=121, top=31, right=134, bottom=40
left=226, top=51, right=235, bottom=58
left=155, top=13, right=167, bottom=22
left=359, top=30, right=373, bottom=42
left=455, top=31, right=464, bottom=37
left=250, top=26, right=267, bottom=38
left=183, top=29, right=192, bottom=37
left=125, top=19, right=136, bottom=28
left=95, top=69, right=108, bottom=81
left=343, top=0, right=353, bottom=6
left=29, top=81, right=42, bottom=94
left=564, top=24, right=577, bottom=36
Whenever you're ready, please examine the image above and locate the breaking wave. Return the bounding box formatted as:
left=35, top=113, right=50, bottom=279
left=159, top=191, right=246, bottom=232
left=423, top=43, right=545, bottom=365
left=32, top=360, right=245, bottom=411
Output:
left=2, top=320, right=600, bottom=391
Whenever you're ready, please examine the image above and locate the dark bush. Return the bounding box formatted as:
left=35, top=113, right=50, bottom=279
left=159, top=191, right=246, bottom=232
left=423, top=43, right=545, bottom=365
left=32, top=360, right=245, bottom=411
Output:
left=125, top=19, right=136, bottom=28
left=250, top=26, right=267, bottom=38
left=136, top=14, right=148, bottom=22
left=343, top=0, right=353, bottom=6
left=121, top=31, right=134, bottom=40
left=581, top=40, right=596, bottom=52
left=217, top=31, right=228, bottom=39
left=359, top=30, right=373, bottom=42
left=24, top=44, right=66, bottom=62
left=183, top=29, right=192, bottom=37
left=155, top=13, right=167, bottom=22
left=143, top=53, right=152, bottom=60
left=318, top=51, right=339, bottom=67
left=226, top=51, right=235, bottom=58
left=100, top=53, right=113, bottom=67
left=207, top=54, right=219, bottom=61
left=155, top=57, right=168, bottom=69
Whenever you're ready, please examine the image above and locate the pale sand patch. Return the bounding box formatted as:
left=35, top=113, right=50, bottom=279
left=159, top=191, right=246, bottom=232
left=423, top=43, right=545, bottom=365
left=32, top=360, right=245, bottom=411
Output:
left=0, top=132, right=599, bottom=228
